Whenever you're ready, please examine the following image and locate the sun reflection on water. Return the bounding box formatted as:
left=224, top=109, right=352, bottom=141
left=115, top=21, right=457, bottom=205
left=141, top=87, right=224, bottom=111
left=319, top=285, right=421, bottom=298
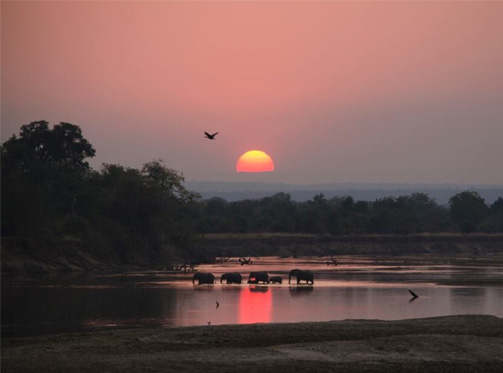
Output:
left=239, top=286, right=272, bottom=324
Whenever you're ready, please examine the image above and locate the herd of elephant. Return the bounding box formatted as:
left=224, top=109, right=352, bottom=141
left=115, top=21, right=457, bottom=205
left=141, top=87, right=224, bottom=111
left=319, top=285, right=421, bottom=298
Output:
left=192, top=269, right=314, bottom=285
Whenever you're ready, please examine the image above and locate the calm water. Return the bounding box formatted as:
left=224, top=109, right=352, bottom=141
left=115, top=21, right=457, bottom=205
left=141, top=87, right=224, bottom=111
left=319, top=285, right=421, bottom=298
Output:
left=2, top=257, right=502, bottom=337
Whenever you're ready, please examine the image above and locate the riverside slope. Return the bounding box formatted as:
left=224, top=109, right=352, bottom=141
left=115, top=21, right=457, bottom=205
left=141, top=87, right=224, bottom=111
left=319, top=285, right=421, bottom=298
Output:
left=2, top=315, right=503, bottom=373
left=200, top=233, right=503, bottom=258
left=2, top=234, right=503, bottom=274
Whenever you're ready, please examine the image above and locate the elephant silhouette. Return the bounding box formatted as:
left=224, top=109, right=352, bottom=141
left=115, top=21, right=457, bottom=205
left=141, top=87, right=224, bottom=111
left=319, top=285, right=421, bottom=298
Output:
left=220, top=272, right=242, bottom=284
left=269, top=276, right=282, bottom=284
left=247, top=271, right=269, bottom=284
left=288, top=269, right=314, bottom=285
left=192, top=272, right=215, bottom=285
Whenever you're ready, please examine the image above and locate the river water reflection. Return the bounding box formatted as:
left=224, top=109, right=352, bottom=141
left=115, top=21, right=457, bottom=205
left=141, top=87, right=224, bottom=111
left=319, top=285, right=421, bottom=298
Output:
left=2, top=256, right=502, bottom=337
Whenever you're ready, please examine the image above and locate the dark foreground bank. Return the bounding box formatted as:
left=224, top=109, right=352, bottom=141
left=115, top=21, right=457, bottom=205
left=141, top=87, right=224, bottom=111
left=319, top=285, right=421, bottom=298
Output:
left=2, top=315, right=503, bottom=373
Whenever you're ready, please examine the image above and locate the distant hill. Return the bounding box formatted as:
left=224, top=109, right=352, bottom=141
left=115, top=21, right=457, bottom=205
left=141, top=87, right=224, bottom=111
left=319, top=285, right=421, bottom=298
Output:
left=184, top=181, right=503, bottom=205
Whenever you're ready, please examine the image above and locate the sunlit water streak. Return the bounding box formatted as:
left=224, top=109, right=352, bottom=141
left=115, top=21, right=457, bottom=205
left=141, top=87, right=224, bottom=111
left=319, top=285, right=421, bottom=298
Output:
left=2, top=256, right=502, bottom=337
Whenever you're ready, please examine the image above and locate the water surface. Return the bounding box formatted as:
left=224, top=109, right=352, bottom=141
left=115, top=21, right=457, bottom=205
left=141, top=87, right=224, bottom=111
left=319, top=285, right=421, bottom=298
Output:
left=2, top=256, right=502, bottom=337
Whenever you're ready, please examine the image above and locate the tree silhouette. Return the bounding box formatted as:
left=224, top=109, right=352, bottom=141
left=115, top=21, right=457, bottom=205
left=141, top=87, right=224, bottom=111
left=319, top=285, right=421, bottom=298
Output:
left=449, top=191, right=488, bottom=233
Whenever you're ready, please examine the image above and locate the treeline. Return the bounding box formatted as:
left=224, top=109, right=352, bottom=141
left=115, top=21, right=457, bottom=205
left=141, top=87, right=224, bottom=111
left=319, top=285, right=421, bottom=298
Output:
left=1, top=121, right=201, bottom=264
left=200, top=192, right=503, bottom=235
left=2, top=121, right=503, bottom=266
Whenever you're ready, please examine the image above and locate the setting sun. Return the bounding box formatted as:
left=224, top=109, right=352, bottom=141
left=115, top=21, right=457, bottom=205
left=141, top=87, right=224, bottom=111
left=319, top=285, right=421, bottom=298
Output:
left=236, top=150, right=275, bottom=173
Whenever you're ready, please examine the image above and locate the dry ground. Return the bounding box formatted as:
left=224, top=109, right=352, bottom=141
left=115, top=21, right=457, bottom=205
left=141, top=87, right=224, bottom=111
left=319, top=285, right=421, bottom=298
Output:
left=3, top=315, right=503, bottom=373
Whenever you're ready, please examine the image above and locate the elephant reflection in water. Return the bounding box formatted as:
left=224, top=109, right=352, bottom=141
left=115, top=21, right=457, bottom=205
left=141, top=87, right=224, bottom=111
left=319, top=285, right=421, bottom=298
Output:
left=220, top=272, right=242, bottom=284
left=192, top=272, right=215, bottom=285
left=289, top=286, right=314, bottom=294
left=249, top=285, right=269, bottom=293
left=288, top=269, right=314, bottom=285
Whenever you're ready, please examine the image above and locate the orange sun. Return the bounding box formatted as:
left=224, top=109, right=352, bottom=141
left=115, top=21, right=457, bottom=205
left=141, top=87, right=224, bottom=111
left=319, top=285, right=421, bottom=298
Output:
left=236, top=150, right=275, bottom=173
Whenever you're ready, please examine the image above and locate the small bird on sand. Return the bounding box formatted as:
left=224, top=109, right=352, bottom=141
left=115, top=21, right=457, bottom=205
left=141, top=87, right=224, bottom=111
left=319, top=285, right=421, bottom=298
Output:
left=204, top=131, right=218, bottom=140
left=216, top=301, right=220, bottom=308
left=408, top=289, right=419, bottom=299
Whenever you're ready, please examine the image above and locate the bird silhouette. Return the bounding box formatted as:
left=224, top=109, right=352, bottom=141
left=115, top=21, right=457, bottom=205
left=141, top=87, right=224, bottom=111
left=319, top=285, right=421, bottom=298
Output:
left=408, top=289, right=419, bottom=299
left=216, top=301, right=220, bottom=308
left=204, top=131, right=218, bottom=140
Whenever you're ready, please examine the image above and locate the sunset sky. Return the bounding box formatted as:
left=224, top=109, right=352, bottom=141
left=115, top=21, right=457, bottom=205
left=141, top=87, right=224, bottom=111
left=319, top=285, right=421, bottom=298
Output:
left=2, top=1, right=502, bottom=185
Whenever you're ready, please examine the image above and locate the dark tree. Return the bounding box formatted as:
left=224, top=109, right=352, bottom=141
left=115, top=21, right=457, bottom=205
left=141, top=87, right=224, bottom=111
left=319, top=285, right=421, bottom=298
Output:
left=2, top=121, right=95, bottom=175
left=490, top=197, right=503, bottom=214
left=449, top=191, right=488, bottom=233
left=1, top=121, right=96, bottom=236
left=479, top=197, right=503, bottom=233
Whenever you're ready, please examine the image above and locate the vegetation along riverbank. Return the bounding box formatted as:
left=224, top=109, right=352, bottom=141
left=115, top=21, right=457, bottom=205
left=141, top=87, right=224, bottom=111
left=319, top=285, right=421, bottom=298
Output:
left=2, top=233, right=503, bottom=275
left=2, top=122, right=503, bottom=275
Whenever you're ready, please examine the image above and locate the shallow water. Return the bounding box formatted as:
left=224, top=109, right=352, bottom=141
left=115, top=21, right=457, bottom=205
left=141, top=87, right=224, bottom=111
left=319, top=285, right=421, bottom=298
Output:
left=2, top=256, right=502, bottom=337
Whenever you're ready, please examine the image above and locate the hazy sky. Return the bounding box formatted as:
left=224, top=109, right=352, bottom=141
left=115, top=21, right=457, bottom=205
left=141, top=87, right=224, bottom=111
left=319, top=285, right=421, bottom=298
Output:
left=2, top=1, right=502, bottom=185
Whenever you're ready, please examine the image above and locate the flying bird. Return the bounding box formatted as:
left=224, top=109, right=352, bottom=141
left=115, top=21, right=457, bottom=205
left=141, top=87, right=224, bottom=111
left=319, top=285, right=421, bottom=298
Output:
left=204, top=131, right=218, bottom=140
left=408, top=289, right=419, bottom=299
left=216, top=301, right=220, bottom=308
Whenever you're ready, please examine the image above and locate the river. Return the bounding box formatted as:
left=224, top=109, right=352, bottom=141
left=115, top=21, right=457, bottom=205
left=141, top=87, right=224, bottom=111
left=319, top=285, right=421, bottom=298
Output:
left=2, top=256, right=502, bottom=337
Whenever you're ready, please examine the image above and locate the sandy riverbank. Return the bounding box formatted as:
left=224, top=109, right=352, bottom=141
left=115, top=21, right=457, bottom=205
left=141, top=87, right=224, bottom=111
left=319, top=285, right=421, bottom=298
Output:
left=2, top=315, right=503, bottom=373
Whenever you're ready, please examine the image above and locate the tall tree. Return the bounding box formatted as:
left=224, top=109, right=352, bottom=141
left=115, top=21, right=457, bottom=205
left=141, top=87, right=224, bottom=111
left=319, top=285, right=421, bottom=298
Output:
left=449, top=191, right=488, bottom=233
left=2, top=121, right=95, bottom=176
left=1, top=121, right=96, bottom=235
